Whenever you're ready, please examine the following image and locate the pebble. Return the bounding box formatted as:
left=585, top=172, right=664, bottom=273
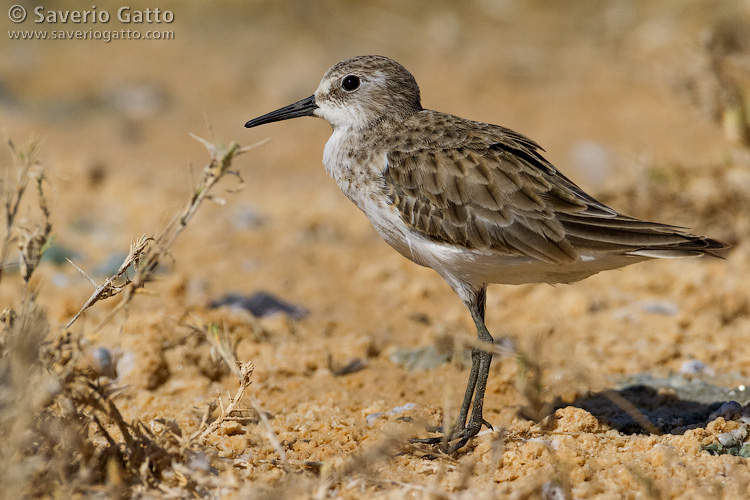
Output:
left=218, top=421, right=244, bottom=436
left=640, top=300, right=679, bottom=316
left=90, top=347, right=116, bottom=377
left=51, top=272, right=70, bottom=288
left=365, top=412, right=384, bottom=427
left=679, top=359, right=715, bottom=376
left=188, top=452, right=218, bottom=474
left=106, top=83, right=168, bottom=120
left=733, top=425, right=748, bottom=440
left=541, top=480, right=568, bottom=500
left=365, top=402, right=417, bottom=427
left=209, top=291, right=308, bottom=319
left=709, top=401, right=743, bottom=422
left=718, top=432, right=741, bottom=447
left=390, top=403, right=416, bottom=415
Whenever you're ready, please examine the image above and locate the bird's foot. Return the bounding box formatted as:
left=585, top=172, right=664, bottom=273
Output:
left=411, top=418, right=493, bottom=453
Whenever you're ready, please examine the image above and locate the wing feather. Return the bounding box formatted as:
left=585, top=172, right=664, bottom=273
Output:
left=383, top=111, right=727, bottom=263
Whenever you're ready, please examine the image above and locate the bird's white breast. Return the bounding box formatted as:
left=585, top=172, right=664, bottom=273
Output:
left=323, top=127, right=417, bottom=260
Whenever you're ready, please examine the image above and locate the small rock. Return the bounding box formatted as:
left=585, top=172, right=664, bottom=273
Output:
left=718, top=432, right=740, bottom=447
left=90, top=347, right=116, bottom=377
left=365, top=403, right=418, bottom=427
left=51, top=272, right=70, bottom=288
left=329, top=356, right=367, bottom=376
left=541, top=480, right=568, bottom=500
left=709, top=401, right=743, bottom=422
left=390, top=403, right=416, bottom=415
left=365, top=412, right=384, bottom=426
left=680, top=359, right=715, bottom=376
left=218, top=421, right=244, bottom=436
left=732, top=424, right=748, bottom=441
left=210, top=291, right=308, bottom=320
left=187, top=452, right=217, bottom=473
left=640, top=301, right=679, bottom=316
left=116, top=338, right=170, bottom=390
left=115, top=350, right=137, bottom=380
left=741, top=408, right=750, bottom=425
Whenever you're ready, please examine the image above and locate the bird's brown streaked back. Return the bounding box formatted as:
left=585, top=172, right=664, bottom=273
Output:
left=381, top=110, right=726, bottom=264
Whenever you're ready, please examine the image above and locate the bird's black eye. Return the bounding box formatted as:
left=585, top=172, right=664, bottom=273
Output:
left=341, top=75, right=360, bottom=92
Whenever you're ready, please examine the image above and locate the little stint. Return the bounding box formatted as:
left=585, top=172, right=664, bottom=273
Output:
left=245, top=55, right=728, bottom=452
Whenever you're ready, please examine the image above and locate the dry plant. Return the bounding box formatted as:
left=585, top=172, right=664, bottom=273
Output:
left=184, top=322, right=255, bottom=445
left=703, top=18, right=750, bottom=149
left=66, top=134, right=268, bottom=331
left=0, top=136, right=61, bottom=497
left=0, top=134, right=50, bottom=288
left=0, top=133, right=263, bottom=499
left=678, top=16, right=750, bottom=150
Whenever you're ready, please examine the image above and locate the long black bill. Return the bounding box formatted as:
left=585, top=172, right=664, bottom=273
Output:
left=244, top=95, right=317, bottom=128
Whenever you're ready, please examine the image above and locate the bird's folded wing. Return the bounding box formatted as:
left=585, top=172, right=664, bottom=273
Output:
left=383, top=129, right=725, bottom=263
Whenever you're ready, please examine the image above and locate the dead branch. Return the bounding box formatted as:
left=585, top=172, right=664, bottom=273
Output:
left=65, top=136, right=267, bottom=331
left=1, top=136, right=45, bottom=287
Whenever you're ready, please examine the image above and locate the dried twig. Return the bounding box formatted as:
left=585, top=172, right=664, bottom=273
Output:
left=1, top=135, right=46, bottom=287
left=181, top=322, right=256, bottom=447
left=17, top=173, right=52, bottom=285
left=65, top=235, right=152, bottom=328
left=184, top=322, right=242, bottom=380
left=66, top=136, right=267, bottom=330
left=195, top=360, right=254, bottom=443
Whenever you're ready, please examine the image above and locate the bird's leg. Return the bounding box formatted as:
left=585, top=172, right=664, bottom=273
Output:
left=412, top=287, right=494, bottom=451
left=451, top=341, right=480, bottom=433
left=444, top=287, right=494, bottom=451
left=449, top=286, right=487, bottom=437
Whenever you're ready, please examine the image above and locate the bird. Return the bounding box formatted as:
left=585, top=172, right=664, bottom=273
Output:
left=244, top=55, right=728, bottom=452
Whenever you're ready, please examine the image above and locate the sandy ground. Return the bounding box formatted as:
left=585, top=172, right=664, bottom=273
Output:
left=2, top=1, right=750, bottom=498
